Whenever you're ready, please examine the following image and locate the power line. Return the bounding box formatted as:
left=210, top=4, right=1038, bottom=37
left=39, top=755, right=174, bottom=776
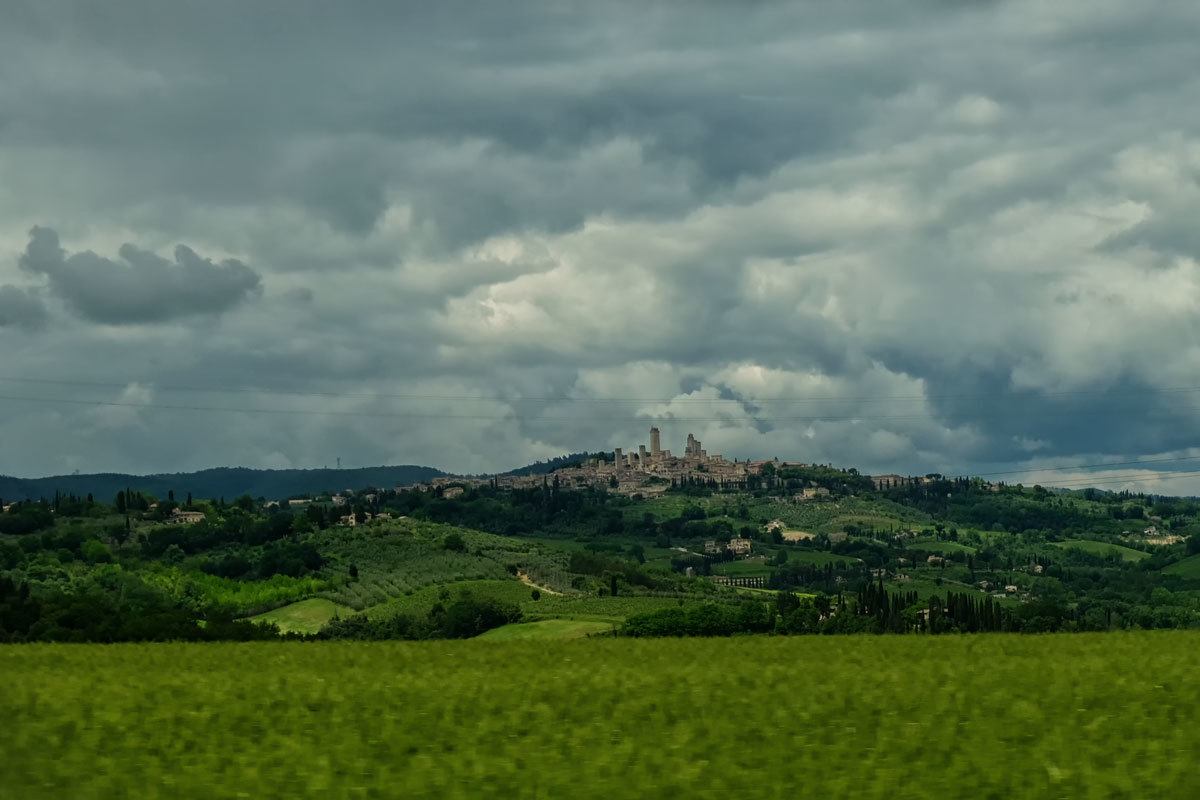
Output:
left=4, top=391, right=1200, bottom=423
left=3, top=373, right=1200, bottom=405
left=970, top=455, right=1200, bottom=478
left=1036, top=468, right=1200, bottom=489
left=4, top=381, right=1200, bottom=490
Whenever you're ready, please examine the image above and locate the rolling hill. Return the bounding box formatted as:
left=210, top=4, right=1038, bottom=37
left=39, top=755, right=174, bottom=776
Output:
left=0, top=465, right=445, bottom=504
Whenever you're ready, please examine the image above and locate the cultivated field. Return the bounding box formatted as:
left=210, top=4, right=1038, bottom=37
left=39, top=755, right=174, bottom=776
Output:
left=1052, top=539, right=1151, bottom=562
left=4, top=633, right=1199, bottom=799
left=1163, top=553, right=1200, bottom=578
left=245, top=598, right=352, bottom=634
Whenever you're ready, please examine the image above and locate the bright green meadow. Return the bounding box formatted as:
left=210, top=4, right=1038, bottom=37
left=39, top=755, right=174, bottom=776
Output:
left=3, top=632, right=1199, bottom=799
left=1051, top=539, right=1151, bottom=562
left=245, top=598, right=352, bottom=634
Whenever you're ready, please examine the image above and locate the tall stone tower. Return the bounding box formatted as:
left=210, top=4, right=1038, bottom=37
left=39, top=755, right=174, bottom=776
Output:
left=649, top=427, right=661, bottom=457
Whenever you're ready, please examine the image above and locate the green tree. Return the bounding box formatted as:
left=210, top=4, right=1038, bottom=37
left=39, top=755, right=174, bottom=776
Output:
left=81, top=539, right=112, bottom=564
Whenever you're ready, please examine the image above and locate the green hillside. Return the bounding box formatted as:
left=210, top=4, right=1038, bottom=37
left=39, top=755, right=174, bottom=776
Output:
left=475, top=619, right=614, bottom=640
left=7, top=463, right=1200, bottom=643
left=0, top=465, right=444, bottom=505
left=244, top=598, right=352, bottom=634
left=1052, top=540, right=1150, bottom=562
left=905, top=540, right=977, bottom=555
left=1164, top=554, right=1200, bottom=578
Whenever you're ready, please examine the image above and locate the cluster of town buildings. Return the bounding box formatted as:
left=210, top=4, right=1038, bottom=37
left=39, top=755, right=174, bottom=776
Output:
left=407, top=428, right=804, bottom=496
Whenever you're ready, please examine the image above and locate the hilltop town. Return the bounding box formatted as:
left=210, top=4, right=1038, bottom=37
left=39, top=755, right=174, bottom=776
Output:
left=412, top=428, right=806, bottom=496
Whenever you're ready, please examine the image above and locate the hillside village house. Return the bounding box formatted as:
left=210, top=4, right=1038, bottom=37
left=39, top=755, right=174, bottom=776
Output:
left=168, top=510, right=205, bottom=524
left=704, top=538, right=753, bottom=556
left=728, top=538, right=752, bottom=556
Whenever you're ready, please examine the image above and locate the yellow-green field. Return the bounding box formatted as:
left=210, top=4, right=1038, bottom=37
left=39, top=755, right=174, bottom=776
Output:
left=474, top=618, right=615, bottom=640
left=244, top=598, right=353, bottom=633
left=3, top=633, right=1200, bottom=799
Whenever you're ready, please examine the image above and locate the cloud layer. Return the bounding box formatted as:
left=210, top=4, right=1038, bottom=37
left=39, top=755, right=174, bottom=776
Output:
left=2, top=1, right=1200, bottom=489
left=0, top=285, right=46, bottom=330
left=18, top=227, right=261, bottom=324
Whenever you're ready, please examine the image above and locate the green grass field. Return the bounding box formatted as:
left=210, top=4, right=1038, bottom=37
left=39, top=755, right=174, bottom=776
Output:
left=360, top=579, right=533, bottom=621
left=522, top=593, right=724, bottom=623
left=783, top=549, right=864, bottom=566
left=1052, top=540, right=1151, bottom=562
left=905, top=539, right=978, bottom=555
left=244, top=598, right=353, bottom=634
left=345, top=578, right=724, bottom=628
left=1163, top=553, right=1200, bottom=578
left=711, top=550, right=860, bottom=575
left=712, top=557, right=773, bottom=577
left=474, top=619, right=615, bottom=640
left=4, top=633, right=1199, bottom=799
left=885, top=577, right=1007, bottom=603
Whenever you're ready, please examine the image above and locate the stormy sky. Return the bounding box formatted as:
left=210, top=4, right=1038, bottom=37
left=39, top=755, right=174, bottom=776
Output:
left=3, top=1, right=1200, bottom=491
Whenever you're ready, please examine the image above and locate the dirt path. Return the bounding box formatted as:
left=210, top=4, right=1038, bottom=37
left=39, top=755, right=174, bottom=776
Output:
left=517, top=572, right=563, bottom=595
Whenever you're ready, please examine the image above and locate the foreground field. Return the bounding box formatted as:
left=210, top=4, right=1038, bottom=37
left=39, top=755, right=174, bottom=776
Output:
left=4, top=633, right=1200, bottom=799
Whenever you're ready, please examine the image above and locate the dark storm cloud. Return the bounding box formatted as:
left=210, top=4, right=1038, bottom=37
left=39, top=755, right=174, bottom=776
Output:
left=18, top=227, right=261, bottom=324
left=0, top=1, right=909, bottom=248
left=0, top=285, right=47, bottom=330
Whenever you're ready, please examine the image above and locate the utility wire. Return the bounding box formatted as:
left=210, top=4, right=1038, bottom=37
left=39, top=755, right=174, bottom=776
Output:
left=3, top=383, right=1200, bottom=490
left=3, top=374, right=1200, bottom=405
left=1035, top=469, right=1200, bottom=489
left=969, top=455, right=1200, bottom=477
left=2, top=392, right=1200, bottom=423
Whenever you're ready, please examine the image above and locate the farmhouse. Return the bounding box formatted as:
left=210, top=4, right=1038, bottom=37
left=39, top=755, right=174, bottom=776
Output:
left=728, top=538, right=752, bottom=556
left=168, top=510, right=206, bottom=524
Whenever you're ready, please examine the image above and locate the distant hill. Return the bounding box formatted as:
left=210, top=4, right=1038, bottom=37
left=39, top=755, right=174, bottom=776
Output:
left=493, top=453, right=594, bottom=477
left=0, top=465, right=446, bottom=503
